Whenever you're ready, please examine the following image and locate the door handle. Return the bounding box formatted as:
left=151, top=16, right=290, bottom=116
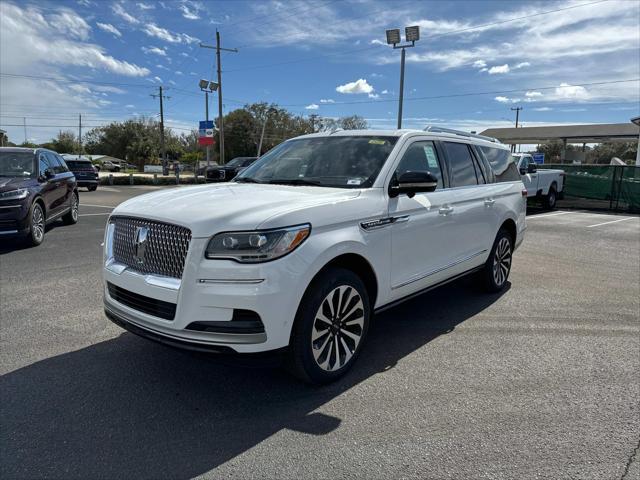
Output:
left=484, top=198, right=495, bottom=206
left=439, top=206, right=454, bottom=215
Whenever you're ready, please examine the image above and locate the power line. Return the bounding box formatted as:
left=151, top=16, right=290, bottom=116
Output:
left=223, top=0, right=610, bottom=73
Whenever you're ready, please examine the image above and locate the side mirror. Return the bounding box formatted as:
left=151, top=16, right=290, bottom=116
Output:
left=44, top=169, right=55, bottom=179
left=527, top=163, right=537, bottom=173
left=389, top=171, right=438, bottom=198
left=519, top=167, right=527, bottom=175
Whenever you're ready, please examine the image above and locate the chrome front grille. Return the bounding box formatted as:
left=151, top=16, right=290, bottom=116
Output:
left=111, top=216, right=192, bottom=279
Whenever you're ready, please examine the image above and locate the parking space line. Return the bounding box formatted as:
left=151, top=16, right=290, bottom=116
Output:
left=586, top=217, right=636, bottom=228
left=78, top=213, right=111, bottom=217
left=79, top=204, right=115, bottom=208
left=527, top=211, right=574, bottom=219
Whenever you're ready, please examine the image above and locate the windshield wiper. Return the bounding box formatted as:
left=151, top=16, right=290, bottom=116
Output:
left=267, top=178, right=323, bottom=186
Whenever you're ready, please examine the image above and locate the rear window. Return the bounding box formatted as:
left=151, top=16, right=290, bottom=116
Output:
left=65, top=160, right=93, bottom=169
left=478, top=146, right=520, bottom=182
left=443, top=142, right=479, bottom=187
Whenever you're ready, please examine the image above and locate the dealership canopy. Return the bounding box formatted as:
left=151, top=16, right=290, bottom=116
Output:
left=480, top=123, right=639, bottom=145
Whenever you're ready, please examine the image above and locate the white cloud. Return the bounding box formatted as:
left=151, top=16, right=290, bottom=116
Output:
left=368, top=93, right=379, bottom=99
left=305, top=103, right=319, bottom=110
left=514, top=62, right=530, bottom=69
left=494, top=96, right=511, bottom=103
left=50, top=9, right=91, bottom=40
left=156, top=64, right=169, bottom=70
left=112, top=3, right=140, bottom=24
left=96, top=22, right=122, bottom=38
left=1, top=3, right=149, bottom=77
left=370, top=39, right=386, bottom=46
left=143, top=23, right=199, bottom=44
left=142, top=46, right=167, bottom=56
left=472, top=60, right=487, bottom=68
left=554, top=83, right=590, bottom=100
left=169, top=79, right=176, bottom=85
left=488, top=64, right=510, bottom=74
left=179, top=1, right=202, bottom=20
left=125, top=104, right=135, bottom=108
left=69, top=84, right=91, bottom=94
left=180, top=52, right=189, bottom=57
left=137, top=2, right=154, bottom=9
left=175, top=70, right=183, bottom=75
left=153, top=76, right=163, bottom=83
left=525, top=91, right=543, bottom=98
left=319, top=99, right=334, bottom=103
left=533, top=107, right=553, bottom=111
left=336, top=78, right=374, bottom=94
left=381, top=90, right=389, bottom=94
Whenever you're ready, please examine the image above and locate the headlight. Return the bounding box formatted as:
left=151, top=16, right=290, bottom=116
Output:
left=0, top=189, right=29, bottom=200
left=206, top=224, right=311, bottom=263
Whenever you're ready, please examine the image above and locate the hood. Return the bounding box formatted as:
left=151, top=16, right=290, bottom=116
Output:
left=112, top=183, right=361, bottom=237
left=0, top=177, right=33, bottom=190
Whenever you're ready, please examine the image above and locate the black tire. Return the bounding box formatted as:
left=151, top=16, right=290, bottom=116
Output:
left=62, top=191, right=79, bottom=225
left=480, top=229, right=513, bottom=293
left=287, top=268, right=371, bottom=384
left=87, top=185, right=97, bottom=192
left=542, top=185, right=557, bottom=210
left=26, top=202, right=45, bottom=247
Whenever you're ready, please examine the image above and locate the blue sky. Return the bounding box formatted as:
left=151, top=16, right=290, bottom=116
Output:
left=1, top=0, right=639, bottom=143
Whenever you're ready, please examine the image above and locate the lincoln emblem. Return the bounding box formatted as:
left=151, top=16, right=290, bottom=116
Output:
left=134, top=226, right=149, bottom=264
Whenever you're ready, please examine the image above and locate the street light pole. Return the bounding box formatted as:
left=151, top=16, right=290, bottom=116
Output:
left=386, top=26, right=419, bottom=130
left=205, top=91, right=210, bottom=168
left=511, top=106, right=522, bottom=153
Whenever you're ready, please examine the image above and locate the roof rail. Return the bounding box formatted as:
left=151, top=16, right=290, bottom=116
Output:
left=423, top=125, right=499, bottom=143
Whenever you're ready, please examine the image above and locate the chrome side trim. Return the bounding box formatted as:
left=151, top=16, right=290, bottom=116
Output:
left=0, top=205, right=22, bottom=209
left=198, top=279, right=264, bottom=284
left=392, top=249, right=488, bottom=290
left=360, top=215, right=410, bottom=230
left=0, top=230, right=19, bottom=235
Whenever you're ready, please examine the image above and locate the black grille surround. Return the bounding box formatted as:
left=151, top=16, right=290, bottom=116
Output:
left=107, top=282, right=177, bottom=320
left=111, top=216, right=192, bottom=279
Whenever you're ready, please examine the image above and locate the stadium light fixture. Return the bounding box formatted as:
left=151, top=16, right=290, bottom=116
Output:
left=384, top=26, right=420, bottom=129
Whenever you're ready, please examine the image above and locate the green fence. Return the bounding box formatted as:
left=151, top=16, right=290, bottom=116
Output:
left=538, top=164, right=640, bottom=212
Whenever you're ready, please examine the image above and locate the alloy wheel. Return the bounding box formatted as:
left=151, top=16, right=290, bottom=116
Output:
left=311, top=285, right=365, bottom=372
left=32, top=205, right=44, bottom=242
left=71, top=194, right=79, bottom=222
left=492, top=237, right=512, bottom=287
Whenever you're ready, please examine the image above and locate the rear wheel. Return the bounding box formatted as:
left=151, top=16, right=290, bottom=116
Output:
left=480, top=229, right=513, bottom=293
left=27, top=202, right=45, bottom=247
left=287, top=268, right=370, bottom=384
left=87, top=185, right=97, bottom=192
left=62, top=192, right=79, bottom=225
left=543, top=185, right=557, bottom=210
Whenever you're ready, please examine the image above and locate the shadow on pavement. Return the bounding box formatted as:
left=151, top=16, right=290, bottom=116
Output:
left=0, top=277, right=508, bottom=479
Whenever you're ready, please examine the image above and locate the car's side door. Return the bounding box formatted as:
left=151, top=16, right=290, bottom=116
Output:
left=37, top=152, right=61, bottom=217
left=439, top=141, right=496, bottom=269
left=53, top=153, right=76, bottom=207
left=44, top=152, right=70, bottom=215
left=387, top=139, right=460, bottom=298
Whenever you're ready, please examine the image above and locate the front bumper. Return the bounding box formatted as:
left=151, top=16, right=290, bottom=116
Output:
left=103, top=236, right=310, bottom=353
left=0, top=201, right=30, bottom=237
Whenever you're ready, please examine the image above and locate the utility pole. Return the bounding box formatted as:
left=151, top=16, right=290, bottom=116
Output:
left=23, top=117, right=27, bottom=144
left=151, top=86, right=170, bottom=174
left=78, top=113, right=82, bottom=159
left=510, top=106, right=522, bottom=153
left=200, top=31, right=237, bottom=164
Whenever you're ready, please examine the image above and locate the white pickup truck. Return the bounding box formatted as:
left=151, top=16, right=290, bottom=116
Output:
left=513, top=153, right=565, bottom=209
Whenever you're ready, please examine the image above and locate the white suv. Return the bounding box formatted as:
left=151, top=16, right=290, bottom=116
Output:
left=103, top=127, right=526, bottom=383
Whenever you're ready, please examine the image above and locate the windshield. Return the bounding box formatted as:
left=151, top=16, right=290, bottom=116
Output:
left=236, top=136, right=399, bottom=188
left=0, top=152, right=36, bottom=178
left=66, top=160, right=93, bottom=169
left=226, top=157, right=249, bottom=167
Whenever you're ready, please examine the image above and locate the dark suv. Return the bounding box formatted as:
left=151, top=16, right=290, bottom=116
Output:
left=0, top=147, right=78, bottom=246
left=64, top=158, right=99, bottom=191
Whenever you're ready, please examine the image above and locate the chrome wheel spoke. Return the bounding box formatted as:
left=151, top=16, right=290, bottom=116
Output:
left=311, top=284, right=365, bottom=372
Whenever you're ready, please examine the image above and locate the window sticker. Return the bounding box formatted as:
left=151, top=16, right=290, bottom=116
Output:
left=347, top=178, right=363, bottom=185
left=423, top=146, right=439, bottom=169
left=368, top=139, right=387, bottom=145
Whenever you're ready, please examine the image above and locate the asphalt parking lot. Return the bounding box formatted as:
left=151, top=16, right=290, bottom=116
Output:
left=1, top=186, right=638, bottom=480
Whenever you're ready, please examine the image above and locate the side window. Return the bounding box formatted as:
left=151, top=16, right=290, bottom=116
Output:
left=519, top=156, right=529, bottom=171
left=479, top=147, right=521, bottom=182
left=55, top=154, right=69, bottom=173
left=443, top=142, right=479, bottom=187
left=39, top=154, right=53, bottom=176
left=395, top=141, right=443, bottom=189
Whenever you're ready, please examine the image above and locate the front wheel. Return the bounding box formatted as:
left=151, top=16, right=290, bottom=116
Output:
left=27, top=202, right=45, bottom=247
left=62, top=192, right=79, bottom=225
left=480, top=229, right=513, bottom=293
left=287, top=268, right=370, bottom=384
left=87, top=185, right=97, bottom=192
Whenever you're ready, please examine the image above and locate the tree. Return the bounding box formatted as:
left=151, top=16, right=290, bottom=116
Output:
left=535, top=141, right=575, bottom=163
left=50, top=130, right=78, bottom=154
left=586, top=142, right=637, bottom=164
